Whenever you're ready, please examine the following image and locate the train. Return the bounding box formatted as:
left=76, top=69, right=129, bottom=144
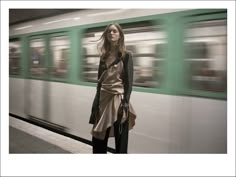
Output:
left=9, top=9, right=227, bottom=153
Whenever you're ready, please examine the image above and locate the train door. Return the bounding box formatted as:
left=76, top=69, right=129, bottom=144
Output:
left=27, top=36, right=49, bottom=123
left=47, top=34, right=70, bottom=128
left=26, top=34, right=70, bottom=131
left=178, top=14, right=227, bottom=153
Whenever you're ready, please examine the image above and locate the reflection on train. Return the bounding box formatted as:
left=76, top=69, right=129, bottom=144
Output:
left=9, top=9, right=227, bottom=153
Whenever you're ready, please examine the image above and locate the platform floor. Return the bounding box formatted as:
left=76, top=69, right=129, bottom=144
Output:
left=9, top=126, right=70, bottom=153
left=9, top=116, right=92, bottom=153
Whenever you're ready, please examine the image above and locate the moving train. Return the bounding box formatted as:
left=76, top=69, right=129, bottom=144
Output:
left=9, top=9, right=227, bottom=153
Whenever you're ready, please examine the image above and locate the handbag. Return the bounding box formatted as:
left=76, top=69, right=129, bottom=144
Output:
left=117, top=99, right=129, bottom=122
left=116, top=99, right=129, bottom=134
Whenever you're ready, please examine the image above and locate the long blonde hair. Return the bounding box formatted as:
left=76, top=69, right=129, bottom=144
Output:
left=97, top=23, right=126, bottom=60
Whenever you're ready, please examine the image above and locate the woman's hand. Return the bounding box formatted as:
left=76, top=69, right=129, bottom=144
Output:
left=121, top=111, right=127, bottom=123
left=121, top=102, right=129, bottom=123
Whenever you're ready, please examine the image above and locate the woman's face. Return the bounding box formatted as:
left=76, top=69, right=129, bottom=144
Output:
left=107, top=25, right=120, bottom=44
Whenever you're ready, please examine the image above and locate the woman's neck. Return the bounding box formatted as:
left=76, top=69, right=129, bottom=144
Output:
left=110, top=41, right=118, bottom=50
left=109, top=46, right=118, bottom=56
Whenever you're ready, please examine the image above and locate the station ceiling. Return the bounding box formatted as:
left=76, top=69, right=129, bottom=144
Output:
left=9, top=9, right=82, bottom=25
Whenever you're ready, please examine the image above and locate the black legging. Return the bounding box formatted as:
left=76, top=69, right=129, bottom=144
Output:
left=92, top=120, right=129, bottom=154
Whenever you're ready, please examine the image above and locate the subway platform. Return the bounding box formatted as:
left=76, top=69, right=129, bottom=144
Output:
left=9, top=116, right=92, bottom=153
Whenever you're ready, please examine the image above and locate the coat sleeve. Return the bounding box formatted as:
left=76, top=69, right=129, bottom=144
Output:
left=123, top=52, right=134, bottom=104
left=91, top=59, right=102, bottom=112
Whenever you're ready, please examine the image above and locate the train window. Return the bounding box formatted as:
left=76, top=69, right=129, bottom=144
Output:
left=81, top=40, right=100, bottom=82
left=186, top=42, right=208, bottom=59
left=50, top=36, right=69, bottom=78
left=81, top=21, right=166, bottom=87
left=9, top=39, right=21, bottom=75
left=185, top=19, right=227, bottom=92
left=30, top=38, right=46, bottom=76
left=124, top=22, right=165, bottom=87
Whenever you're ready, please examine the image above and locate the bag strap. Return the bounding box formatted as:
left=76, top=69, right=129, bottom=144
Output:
left=98, top=57, right=122, bottom=84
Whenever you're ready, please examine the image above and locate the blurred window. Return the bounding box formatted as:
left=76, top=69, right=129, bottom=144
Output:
left=81, top=21, right=166, bottom=87
left=50, top=36, right=70, bottom=78
left=9, top=39, right=21, bottom=75
left=30, top=38, right=46, bottom=76
left=81, top=30, right=101, bottom=82
left=185, top=19, right=227, bottom=92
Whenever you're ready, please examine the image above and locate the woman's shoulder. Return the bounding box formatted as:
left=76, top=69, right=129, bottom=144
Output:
left=99, top=54, right=106, bottom=62
left=125, top=50, right=133, bottom=56
left=123, top=50, right=133, bottom=61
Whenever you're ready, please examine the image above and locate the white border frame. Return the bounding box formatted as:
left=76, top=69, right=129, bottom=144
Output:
left=1, top=1, right=235, bottom=176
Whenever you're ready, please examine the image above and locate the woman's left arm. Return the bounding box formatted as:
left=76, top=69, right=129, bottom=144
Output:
left=123, top=52, right=133, bottom=105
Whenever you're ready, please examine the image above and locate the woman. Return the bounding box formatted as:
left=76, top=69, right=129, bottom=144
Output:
left=89, top=23, right=136, bottom=154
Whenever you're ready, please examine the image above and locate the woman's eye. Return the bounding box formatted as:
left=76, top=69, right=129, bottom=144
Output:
left=109, top=30, right=117, bottom=33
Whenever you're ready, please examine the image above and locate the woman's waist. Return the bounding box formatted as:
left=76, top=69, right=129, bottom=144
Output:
left=101, top=83, right=124, bottom=95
